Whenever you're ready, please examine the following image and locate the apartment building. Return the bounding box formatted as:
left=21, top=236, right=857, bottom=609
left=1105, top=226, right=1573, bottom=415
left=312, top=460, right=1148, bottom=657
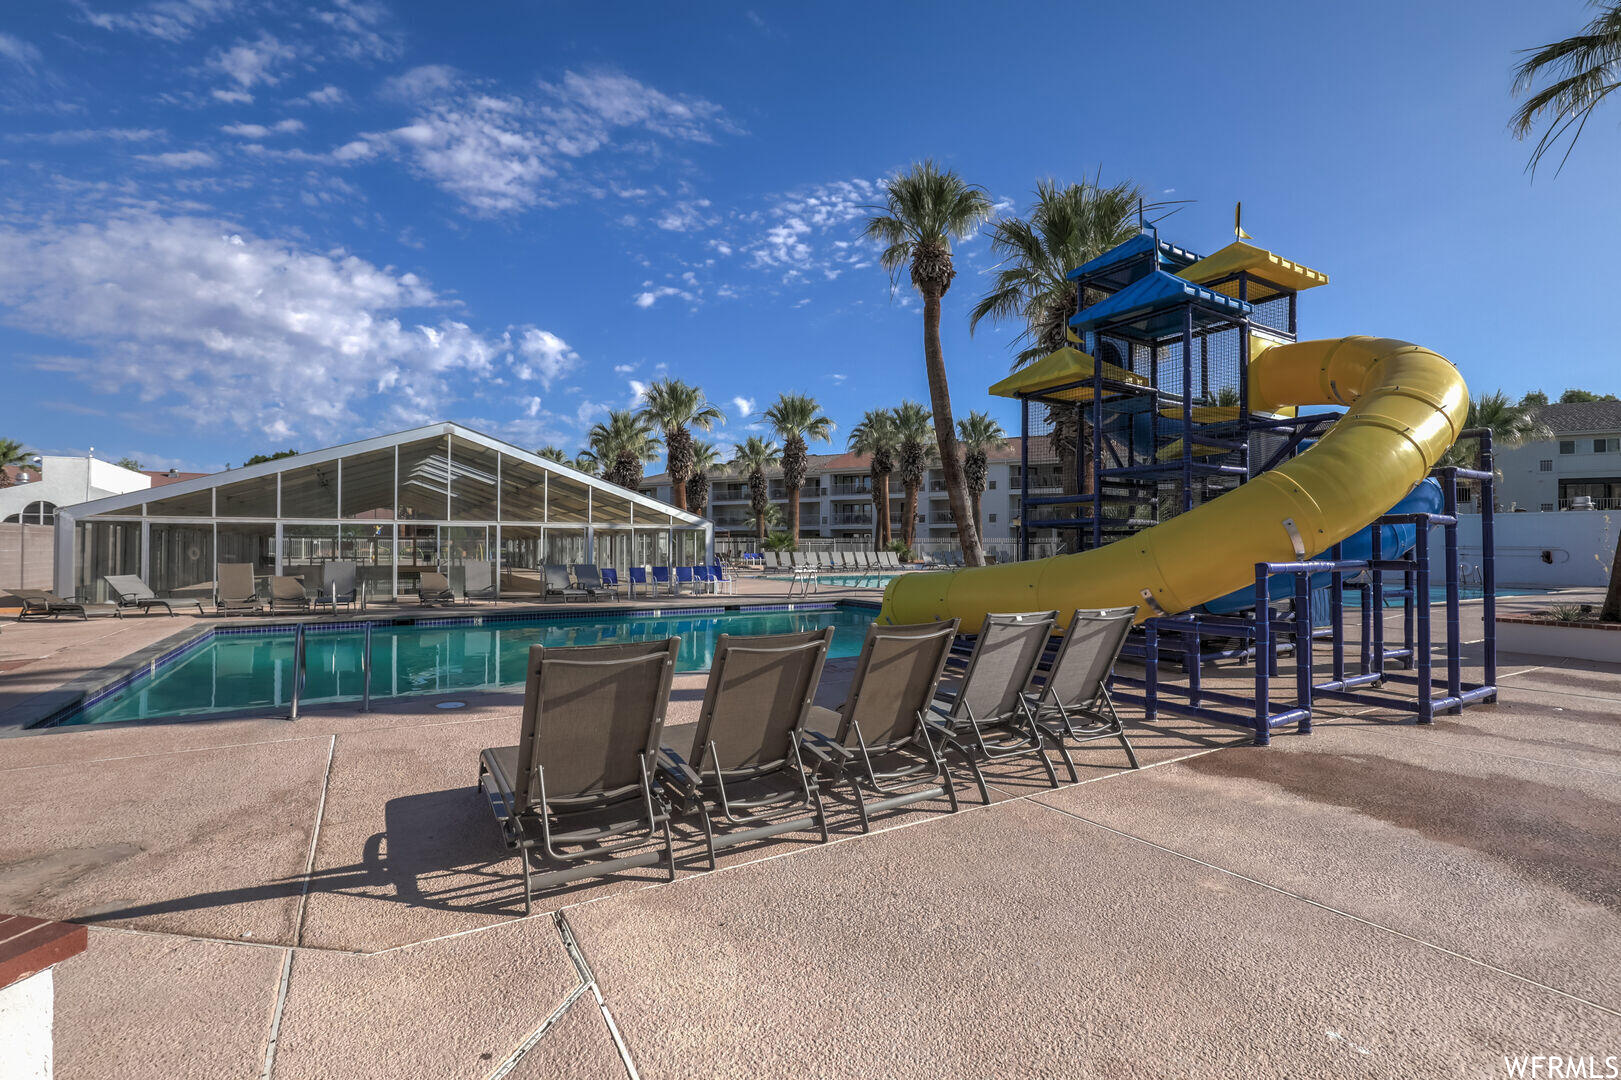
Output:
left=639, top=440, right=1060, bottom=545
left=1496, top=400, right=1621, bottom=511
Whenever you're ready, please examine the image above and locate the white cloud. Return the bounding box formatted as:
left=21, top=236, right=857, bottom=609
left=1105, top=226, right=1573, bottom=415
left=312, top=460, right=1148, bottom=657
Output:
left=613, top=363, right=637, bottom=374
left=291, top=84, right=346, bottom=107
left=221, top=118, right=304, bottom=138
left=210, top=33, right=298, bottom=90
left=135, top=150, right=217, bottom=169
left=6, top=127, right=164, bottom=145
left=80, top=0, right=238, bottom=42
left=0, top=32, right=44, bottom=72
left=633, top=285, right=690, bottom=309
left=654, top=199, right=712, bottom=232
left=0, top=214, right=504, bottom=441
left=731, top=395, right=755, bottom=418
left=211, top=88, right=254, bottom=105
left=356, top=66, right=735, bottom=217
left=828, top=373, right=847, bottom=384
left=627, top=379, right=648, bottom=405
left=511, top=327, right=579, bottom=388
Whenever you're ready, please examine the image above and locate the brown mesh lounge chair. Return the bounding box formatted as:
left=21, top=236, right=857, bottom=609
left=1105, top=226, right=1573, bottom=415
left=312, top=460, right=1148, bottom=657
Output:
left=215, top=564, right=262, bottom=615
left=657, top=628, right=834, bottom=869
left=417, top=571, right=456, bottom=606
left=478, top=637, right=680, bottom=913
left=803, top=619, right=961, bottom=833
left=1025, top=608, right=1140, bottom=778
left=268, top=575, right=311, bottom=613
left=570, top=564, right=612, bottom=601
left=544, top=565, right=584, bottom=603
left=7, top=589, right=87, bottom=621
left=103, top=575, right=204, bottom=616
left=927, top=611, right=1062, bottom=803
left=311, top=562, right=357, bottom=613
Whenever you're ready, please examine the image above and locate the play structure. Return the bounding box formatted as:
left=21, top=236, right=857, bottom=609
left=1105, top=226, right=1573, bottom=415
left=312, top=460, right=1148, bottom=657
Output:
left=879, top=223, right=1499, bottom=743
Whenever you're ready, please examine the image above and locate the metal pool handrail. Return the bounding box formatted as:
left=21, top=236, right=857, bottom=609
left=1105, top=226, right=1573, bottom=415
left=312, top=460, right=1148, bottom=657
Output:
left=289, top=620, right=375, bottom=720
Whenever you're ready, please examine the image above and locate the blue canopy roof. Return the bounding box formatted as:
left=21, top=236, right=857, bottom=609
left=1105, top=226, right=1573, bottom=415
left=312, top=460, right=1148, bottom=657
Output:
left=1069, top=269, right=1253, bottom=335
left=1065, top=234, right=1202, bottom=282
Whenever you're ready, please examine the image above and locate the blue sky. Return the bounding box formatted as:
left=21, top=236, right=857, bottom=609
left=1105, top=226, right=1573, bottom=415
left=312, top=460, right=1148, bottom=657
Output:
left=0, top=0, right=1615, bottom=472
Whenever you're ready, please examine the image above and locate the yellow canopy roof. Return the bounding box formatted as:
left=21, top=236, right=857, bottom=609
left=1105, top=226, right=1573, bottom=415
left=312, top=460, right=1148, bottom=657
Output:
left=1177, top=240, right=1328, bottom=296
left=987, top=346, right=1148, bottom=402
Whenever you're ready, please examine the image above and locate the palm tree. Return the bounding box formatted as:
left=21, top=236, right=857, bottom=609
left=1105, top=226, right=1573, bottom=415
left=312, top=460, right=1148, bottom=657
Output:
left=731, top=436, right=780, bottom=541
left=587, top=410, right=658, bottom=489
left=686, top=441, right=721, bottom=517
left=862, top=160, right=993, bottom=566
left=892, top=401, right=934, bottom=549
left=571, top=452, right=600, bottom=478
left=848, top=409, right=898, bottom=550
left=957, top=411, right=1006, bottom=535
left=536, top=445, right=569, bottom=464
left=1440, top=391, right=1551, bottom=472
left=1510, top=2, right=1621, bottom=174
left=764, top=392, right=834, bottom=549
left=0, top=439, right=36, bottom=483
left=639, top=378, right=724, bottom=514
left=970, top=175, right=1152, bottom=367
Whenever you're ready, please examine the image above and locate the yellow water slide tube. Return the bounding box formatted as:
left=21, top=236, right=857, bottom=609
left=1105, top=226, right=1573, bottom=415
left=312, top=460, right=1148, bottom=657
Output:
left=879, top=336, right=1468, bottom=628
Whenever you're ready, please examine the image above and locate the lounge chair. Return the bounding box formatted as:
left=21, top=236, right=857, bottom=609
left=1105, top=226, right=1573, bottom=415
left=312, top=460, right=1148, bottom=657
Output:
left=571, top=564, right=613, bottom=601
left=102, top=575, right=204, bottom=617
left=815, top=552, right=833, bottom=570
left=710, top=563, right=734, bottom=595
left=215, top=563, right=262, bottom=616
left=928, top=611, right=1062, bottom=803
left=1026, top=608, right=1141, bottom=777
left=269, top=575, right=312, bottom=613
left=877, top=551, right=897, bottom=570
left=417, top=571, right=457, bottom=606
left=674, top=566, right=696, bottom=593
left=477, top=637, right=681, bottom=913
left=462, top=560, right=497, bottom=602
left=7, top=588, right=88, bottom=621
left=693, top=565, right=717, bottom=593
left=658, top=628, right=835, bottom=868
left=544, top=565, right=585, bottom=603
left=312, top=562, right=357, bottom=613
left=651, top=566, right=675, bottom=596
left=628, top=566, right=651, bottom=597
left=804, top=620, right=962, bottom=832
left=598, top=567, right=624, bottom=597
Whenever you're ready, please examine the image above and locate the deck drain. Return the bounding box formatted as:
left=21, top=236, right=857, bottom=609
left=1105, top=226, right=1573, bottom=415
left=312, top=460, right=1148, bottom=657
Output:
left=436, top=700, right=468, bottom=710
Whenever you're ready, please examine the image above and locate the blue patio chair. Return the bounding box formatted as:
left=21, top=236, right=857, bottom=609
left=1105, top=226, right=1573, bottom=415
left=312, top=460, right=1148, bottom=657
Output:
left=711, top=562, right=734, bottom=595
left=652, top=565, right=673, bottom=595
left=675, top=566, right=696, bottom=593
left=599, top=567, right=622, bottom=596
left=629, top=566, right=650, bottom=596
left=693, top=565, right=716, bottom=593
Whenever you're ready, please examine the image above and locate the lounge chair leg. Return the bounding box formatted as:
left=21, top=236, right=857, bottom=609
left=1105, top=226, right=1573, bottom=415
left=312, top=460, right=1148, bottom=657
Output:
left=699, top=806, right=717, bottom=870
left=811, top=783, right=829, bottom=844
left=1051, top=729, right=1079, bottom=783
left=663, top=819, right=677, bottom=881
left=941, top=768, right=959, bottom=813
left=521, top=850, right=533, bottom=916
left=1118, top=726, right=1141, bottom=770
left=850, top=779, right=872, bottom=834
left=956, top=745, right=991, bottom=805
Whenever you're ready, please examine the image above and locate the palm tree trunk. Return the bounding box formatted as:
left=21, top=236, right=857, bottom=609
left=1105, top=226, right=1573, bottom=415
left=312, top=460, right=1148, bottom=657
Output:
left=786, top=483, right=800, bottom=548
left=970, top=489, right=983, bottom=537
left=921, top=287, right=983, bottom=565
left=903, top=482, right=918, bottom=548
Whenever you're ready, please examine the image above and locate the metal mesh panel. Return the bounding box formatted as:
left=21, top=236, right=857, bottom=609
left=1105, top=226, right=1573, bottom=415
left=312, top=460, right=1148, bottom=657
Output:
left=1251, top=294, right=1292, bottom=334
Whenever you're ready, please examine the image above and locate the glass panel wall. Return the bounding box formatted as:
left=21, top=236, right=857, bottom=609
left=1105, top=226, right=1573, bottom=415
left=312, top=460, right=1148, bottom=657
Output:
left=592, top=489, right=632, bottom=526
left=396, top=523, right=437, bottom=594
left=281, top=524, right=339, bottom=589
left=341, top=523, right=393, bottom=598
left=499, top=525, right=544, bottom=597
left=499, top=455, right=547, bottom=520
left=547, top=473, right=589, bottom=523
left=675, top=529, right=704, bottom=566
left=397, top=437, right=449, bottom=520
left=449, top=437, right=500, bottom=520
left=595, top=529, right=632, bottom=575
left=632, top=528, right=670, bottom=569
left=75, top=520, right=140, bottom=601
left=341, top=448, right=395, bottom=519
left=441, top=525, right=491, bottom=595
left=149, top=522, right=214, bottom=598
left=147, top=486, right=212, bottom=517
left=217, top=476, right=278, bottom=517
left=280, top=462, right=338, bottom=519
left=544, top=528, right=586, bottom=566
left=217, top=522, right=275, bottom=583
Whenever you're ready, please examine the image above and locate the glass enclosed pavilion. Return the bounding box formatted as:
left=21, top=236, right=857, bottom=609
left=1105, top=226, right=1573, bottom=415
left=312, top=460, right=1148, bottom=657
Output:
left=54, top=423, right=711, bottom=602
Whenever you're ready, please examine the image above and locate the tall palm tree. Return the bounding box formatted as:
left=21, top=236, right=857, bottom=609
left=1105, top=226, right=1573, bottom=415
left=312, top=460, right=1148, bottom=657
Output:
left=848, top=409, right=898, bottom=550
left=686, top=441, right=721, bottom=517
left=571, top=452, right=600, bottom=478
left=639, top=378, right=724, bottom=513
left=1510, top=2, right=1621, bottom=174
left=1440, top=391, right=1551, bottom=471
left=535, top=445, right=569, bottom=464
left=731, top=436, right=780, bottom=541
left=587, top=410, right=658, bottom=489
left=957, top=411, right=1006, bottom=535
left=0, top=439, right=36, bottom=483
left=892, top=401, right=933, bottom=549
left=764, top=392, right=834, bottom=549
left=862, top=160, right=993, bottom=565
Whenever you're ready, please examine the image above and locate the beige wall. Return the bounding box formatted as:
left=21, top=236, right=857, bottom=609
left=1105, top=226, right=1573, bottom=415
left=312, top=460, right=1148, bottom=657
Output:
left=0, top=523, right=55, bottom=594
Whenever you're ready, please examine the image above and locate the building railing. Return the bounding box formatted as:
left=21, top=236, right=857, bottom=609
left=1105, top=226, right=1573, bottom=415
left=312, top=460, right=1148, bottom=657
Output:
left=1559, top=496, right=1621, bottom=510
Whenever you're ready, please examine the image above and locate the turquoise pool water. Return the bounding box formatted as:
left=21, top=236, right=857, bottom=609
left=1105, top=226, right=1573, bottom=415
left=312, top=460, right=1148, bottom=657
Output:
left=765, top=573, right=901, bottom=589
left=58, top=605, right=877, bottom=727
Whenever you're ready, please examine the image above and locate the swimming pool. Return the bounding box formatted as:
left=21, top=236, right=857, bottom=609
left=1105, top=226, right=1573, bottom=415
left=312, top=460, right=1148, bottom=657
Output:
left=765, top=573, right=903, bottom=589
left=51, top=604, right=878, bottom=728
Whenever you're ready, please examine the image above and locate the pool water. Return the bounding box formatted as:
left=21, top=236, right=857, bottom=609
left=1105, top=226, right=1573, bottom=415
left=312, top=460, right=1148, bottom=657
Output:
left=59, top=605, right=877, bottom=727
left=1340, top=585, right=1549, bottom=607
left=766, top=573, right=901, bottom=589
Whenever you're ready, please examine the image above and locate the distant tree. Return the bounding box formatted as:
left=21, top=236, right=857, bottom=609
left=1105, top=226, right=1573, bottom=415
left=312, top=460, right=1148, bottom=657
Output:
left=572, top=452, right=600, bottom=477
left=639, top=378, right=724, bottom=514
left=114, top=456, right=142, bottom=471
left=1559, top=388, right=1618, bottom=403
left=957, top=412, right=1006, bottom=533
left=764, top=392, right=834, bottom=548
left=1520, top=390, right=1550, bottom=407
left=243, top=450, right=298, bottom=466
left=863, top=160, right=992, bottom=565
left=892, top=401, right=935, bottom=549
left=686, top=441, right=721, bottom=517
left=0, top=439, right=38, bottom=471
left=536, top=446, right=570, bottom=463
left=731, top=436, right=781, bottom=541
left=848, top=409, right=898, bottom=550
left=587, top=410, right=658, bottom=489
left=1510, top=1, right=1621, bottom=174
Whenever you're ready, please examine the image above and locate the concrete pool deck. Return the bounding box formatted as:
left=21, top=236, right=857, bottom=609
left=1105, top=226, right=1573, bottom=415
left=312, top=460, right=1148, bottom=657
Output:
left=1, top=582, right=1617, bottom=1077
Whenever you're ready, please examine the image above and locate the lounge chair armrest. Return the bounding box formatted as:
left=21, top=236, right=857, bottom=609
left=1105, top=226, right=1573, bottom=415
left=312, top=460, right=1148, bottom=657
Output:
left=655, top=747, right=702, bottom=789
left=798, top=730, right=849, bottom=764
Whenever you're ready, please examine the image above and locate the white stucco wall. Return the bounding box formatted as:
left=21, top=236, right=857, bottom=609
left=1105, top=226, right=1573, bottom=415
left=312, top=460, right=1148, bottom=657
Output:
left=0, top=456, right=150, bottom=521
left=1454, top=510, right=1619, bottom=588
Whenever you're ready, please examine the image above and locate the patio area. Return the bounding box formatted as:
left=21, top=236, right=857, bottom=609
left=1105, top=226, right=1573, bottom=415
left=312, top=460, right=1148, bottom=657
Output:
left=0, top=591, right=1617, bottom=1078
